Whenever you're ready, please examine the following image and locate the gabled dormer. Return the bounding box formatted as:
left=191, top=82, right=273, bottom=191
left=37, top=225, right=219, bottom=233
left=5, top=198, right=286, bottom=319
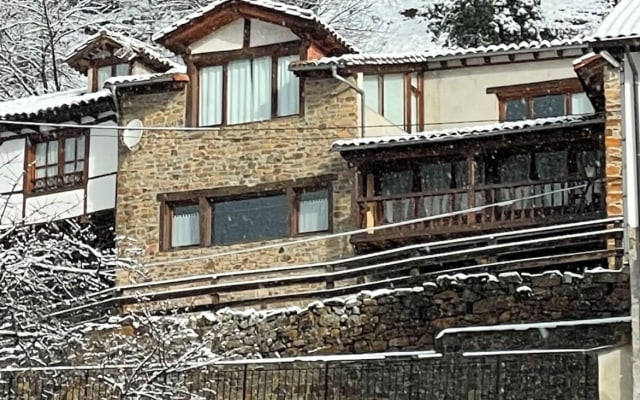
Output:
left=152, top=0, right=356, bottom=127
left=65, top=30, right=179, bottom=92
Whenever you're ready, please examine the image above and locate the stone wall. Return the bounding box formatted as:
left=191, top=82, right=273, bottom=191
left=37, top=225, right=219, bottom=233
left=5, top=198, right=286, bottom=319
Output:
left=604, top=66, right=623, bottom=218
left=115, top=75, right=359, bottom=306
left=72, top=269, right=630, bottom=365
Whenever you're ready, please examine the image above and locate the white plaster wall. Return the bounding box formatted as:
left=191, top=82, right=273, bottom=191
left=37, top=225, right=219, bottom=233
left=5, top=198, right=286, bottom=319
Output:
left=24, top=188, right=84, bottom=224
left=190, top=18, right=244, bottom=54
left=132, top=62, right=154, bottom=75
left=86, top=174, right=116, bottom=213
left=250, top=19, right=298, bottom=47
left=599, top=345, right=633, bottom=400
left=88, top=120, right=118, bottom=178
left=364, top=106, right=406, bottom=137
left=0, top=138, right=25, bottom=193
left=0, top=193, right=23, bottom=227
left=425, top=58, right=580, bottom=130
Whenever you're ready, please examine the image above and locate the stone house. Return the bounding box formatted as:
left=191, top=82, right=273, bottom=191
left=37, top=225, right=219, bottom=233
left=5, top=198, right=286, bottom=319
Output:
left=0, top=0, right=626, bottom=310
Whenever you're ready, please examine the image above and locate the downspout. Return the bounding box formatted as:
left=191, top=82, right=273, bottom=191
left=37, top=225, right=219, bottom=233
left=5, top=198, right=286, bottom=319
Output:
left=330, top=65, right=365, bottom=138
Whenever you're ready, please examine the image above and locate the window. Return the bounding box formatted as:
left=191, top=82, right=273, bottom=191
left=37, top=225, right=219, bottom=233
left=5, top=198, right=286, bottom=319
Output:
left=159, top=177, right=333, bottom=250
left=30, top=132, right=87, bottom=193
left=170, top=205, right=200, bottom=248
left=94, top=63, right=130, bottom=90
left=364, top=72, right=424, bottom=132
left=197, top=47, right=300, bottom=126
left=488, top=78, right=595, bottom=122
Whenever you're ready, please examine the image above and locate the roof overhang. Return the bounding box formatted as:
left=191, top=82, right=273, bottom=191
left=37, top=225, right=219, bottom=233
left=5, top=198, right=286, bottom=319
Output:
left=153, top=0, right=355, bottom=56
left=573, top=53, right=606, bottom=113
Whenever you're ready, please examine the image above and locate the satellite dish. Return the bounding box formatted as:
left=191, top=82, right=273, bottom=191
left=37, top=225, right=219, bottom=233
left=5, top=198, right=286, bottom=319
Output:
left=122, top=119, right=143, bottom=150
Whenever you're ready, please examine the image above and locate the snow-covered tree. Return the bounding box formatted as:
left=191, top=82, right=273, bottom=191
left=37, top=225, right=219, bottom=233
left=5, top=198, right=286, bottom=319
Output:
left=411, top=0, right=552, bottom=48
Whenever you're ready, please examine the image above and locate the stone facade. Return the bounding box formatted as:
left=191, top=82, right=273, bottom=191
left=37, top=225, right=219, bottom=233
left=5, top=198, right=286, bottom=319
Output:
left=115, top=75, right=359, bottom=306
left=73, top=269, right=630, bottom=365
left=604, top=66, right=623, bottom=218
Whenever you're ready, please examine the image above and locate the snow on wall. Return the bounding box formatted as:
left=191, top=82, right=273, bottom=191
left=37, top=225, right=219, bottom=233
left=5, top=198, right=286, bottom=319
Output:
left=249, top=19, right=298, bottom=47
left=24, top=189, right=84, bottom=224
left=190, top=18, right=244, bottom=54
left=88, top=120, right=118, bottom=178
left=87, top=174, right=116, bottom=214
left=0, top=138, right=25, bottom=193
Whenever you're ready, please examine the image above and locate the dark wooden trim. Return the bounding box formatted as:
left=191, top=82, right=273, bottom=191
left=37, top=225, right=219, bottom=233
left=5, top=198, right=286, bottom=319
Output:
left=417, top=72, right=425, bottom=131
left=159, top=201, right=169, bottom=251
left=287, top=186, right=297, bottom=235
left=157, top=174, right=337, bottom=202
left=200, top=196, right=212, bottom=247
left=271, top=56, right=278, bottom=118
left=190, top=41, right=300, bottom=67
left=243, top=18, right=251, bottom=49
left=487, top=78, right=583, bottom=96
left=82, top=130, right=90, bottom=215
left=404, top=73, right=411, bottom=132
left=185, top=57, right=198, bottom=128
left=221, top=64, right=228, bottom=126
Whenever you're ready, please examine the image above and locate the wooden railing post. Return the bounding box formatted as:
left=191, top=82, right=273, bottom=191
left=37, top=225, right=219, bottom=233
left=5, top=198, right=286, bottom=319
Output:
left=366, top=173, right=376, bottom=234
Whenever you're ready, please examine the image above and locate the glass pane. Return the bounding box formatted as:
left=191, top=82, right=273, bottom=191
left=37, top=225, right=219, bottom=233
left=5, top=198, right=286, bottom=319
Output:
left=64, top=138, right=76, bottom=162
left=97, top=66, right=112, bottom=88
left=299, top=189, right=329, bottom=233
left=227, top=59, right=252, bottom=124
left=252, top=56, right=272, bottom=121
left=213, top=195, right=288, bottom=244
left=532, top=94, right=565, bottom=118
left=115, top=63, right=129, bottom=76
left=172, top=205, right=200, bottom=247
left=571, top=92, right=595, bottom=115
left=500, top=153, right=531, bottom=183
left=277, top=55, right=299, bottom=117
left=535, top=150, right=567, bottom=180
left=379, top=170, right=413, bottom=196
left=383, top=74, right=404, bottom=127
left=35, top=142, right=47, bottom=167
left=505, top=99, right=527, bottom=121
left=363, top=75, right=379, bottom=112
left=64, top=162, right=75, bottom=174
left=35, top=167, right=46, bottom=179
left=199, top=65, right=223, bottom=126
left=76, top=160, right=84, bottom=173
left=46, top=165, right=58, bottom=177
left=47, top=140, right=58, bottom=165
left=76, top=135, right=85, bottom=161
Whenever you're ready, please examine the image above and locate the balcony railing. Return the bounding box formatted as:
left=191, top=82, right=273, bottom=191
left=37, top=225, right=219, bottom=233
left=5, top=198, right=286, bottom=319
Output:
left=355, top=178, right=604, bottom=240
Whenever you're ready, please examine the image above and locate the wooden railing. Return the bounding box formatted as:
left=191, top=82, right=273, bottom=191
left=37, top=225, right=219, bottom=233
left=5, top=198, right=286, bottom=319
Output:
left=356, top=179, right=604, bottom=234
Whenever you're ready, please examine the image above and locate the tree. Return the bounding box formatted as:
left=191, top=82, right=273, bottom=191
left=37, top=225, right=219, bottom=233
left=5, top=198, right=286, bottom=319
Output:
left=411, top=0, right=552, bottom=48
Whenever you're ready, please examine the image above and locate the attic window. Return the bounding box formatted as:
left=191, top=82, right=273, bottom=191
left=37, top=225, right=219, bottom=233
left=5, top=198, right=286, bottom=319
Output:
left=487, top=78, right=595, bottom=122
left=93, top=62, right=130, bottom=90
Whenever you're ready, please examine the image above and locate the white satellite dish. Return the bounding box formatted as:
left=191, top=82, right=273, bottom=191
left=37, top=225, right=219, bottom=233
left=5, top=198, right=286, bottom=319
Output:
left=122, top=119, right=143, bottom=150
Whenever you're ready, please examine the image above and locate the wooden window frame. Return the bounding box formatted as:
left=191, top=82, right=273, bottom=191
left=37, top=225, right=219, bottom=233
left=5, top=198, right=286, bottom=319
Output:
left=364, top=72, right=424, bottom=133
left=187, top=19, right=302, bottom=127
left=487, top=78, right=586, bottom=122
left=91, top=58, right=132, bottom=91
left=158, top=176, right=334, bottom=251
left=26, top=130, right=89, bottom=195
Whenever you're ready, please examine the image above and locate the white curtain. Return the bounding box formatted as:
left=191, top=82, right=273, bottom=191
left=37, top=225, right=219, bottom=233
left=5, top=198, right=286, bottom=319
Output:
left=97, top=66, right=111, bottom=88
left=383, top=74, right=404, bottom=128
left=46, top=141, right=58, bottom=178
left=200, top=66, right=223, bottom=126
left=35, top=143, right=47, bottom=178
left=277, top=55, right=299, bottom=117
left=172, top=206, right=200, bottom=247
left=115, top=63, right=129, bottom=76
left=571, top=92, right=595, bottom=115
left=227, top=59, right=252, bottom=124
left=252, top=56, right=272, bottom=121
left=299, top=190, right=329, bottom=233
left=64, top=138, right=76, bottom=174
left=76, top=135, right=85, bottom=172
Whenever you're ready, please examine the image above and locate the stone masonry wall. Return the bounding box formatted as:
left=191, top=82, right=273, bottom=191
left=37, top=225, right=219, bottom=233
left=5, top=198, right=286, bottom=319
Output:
left=72, top=269, right=630, bottom=365
left=605, top=66, right=623, bottom=218
left=115, top=76, right=359, bottom=307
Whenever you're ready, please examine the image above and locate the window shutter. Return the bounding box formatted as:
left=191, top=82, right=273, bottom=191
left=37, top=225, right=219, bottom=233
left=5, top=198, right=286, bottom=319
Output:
left=277, top=55, right=299, bottom=117
left=199, top=66, right=223, bottom=126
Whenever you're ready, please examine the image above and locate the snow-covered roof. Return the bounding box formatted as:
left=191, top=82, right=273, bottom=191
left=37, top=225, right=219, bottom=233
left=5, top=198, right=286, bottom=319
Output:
left=65, top=30, right=180, bottom=72
left=291, top=37, right=588, bottom=70
left=152, top=0, right=357, bottom=53
left=0, top=89, right=113, bottom=121
left=591, top=0, right=640, bottom=42
left=332, top=115, right=602, bottom=152
left=104, top=67, right=188, bottom=87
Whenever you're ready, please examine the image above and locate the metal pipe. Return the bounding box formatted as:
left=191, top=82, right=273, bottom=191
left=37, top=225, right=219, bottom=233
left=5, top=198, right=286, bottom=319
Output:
left=330, top=65, right=365, bottom=138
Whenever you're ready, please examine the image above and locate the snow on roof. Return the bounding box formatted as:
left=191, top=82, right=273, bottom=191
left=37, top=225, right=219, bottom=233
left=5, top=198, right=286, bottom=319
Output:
left=435, top=316, right=631, bottom=339
left=332, top=115, right=602, bottom=152
left=65, top=30, right=181, bottom=71
left=0, top=89, right=113, bottom=121
left=291, top=37, right=588, bottom=70
left=592, top=0, right=640, bottom=42
left=103, top=67, right=188, bottom=87
left=152, top=0, right=357, bottom=53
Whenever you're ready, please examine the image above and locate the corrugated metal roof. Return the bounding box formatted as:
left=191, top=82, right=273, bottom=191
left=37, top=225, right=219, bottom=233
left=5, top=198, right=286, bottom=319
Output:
left=152, top=0, right=357, bottom=52
left=0, top=89, right=113, bottom=121
left=332, top=115, right=602, bottom=151
left=592, top=0, right=640, bottom=42
left=65, top=30, right=181, bottom=71
left=291, top=37, right=587, bottom=70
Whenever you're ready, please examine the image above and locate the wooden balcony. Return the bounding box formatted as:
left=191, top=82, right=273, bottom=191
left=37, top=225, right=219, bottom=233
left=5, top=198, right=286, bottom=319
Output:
left=352, top=178, right=606, bottom=250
